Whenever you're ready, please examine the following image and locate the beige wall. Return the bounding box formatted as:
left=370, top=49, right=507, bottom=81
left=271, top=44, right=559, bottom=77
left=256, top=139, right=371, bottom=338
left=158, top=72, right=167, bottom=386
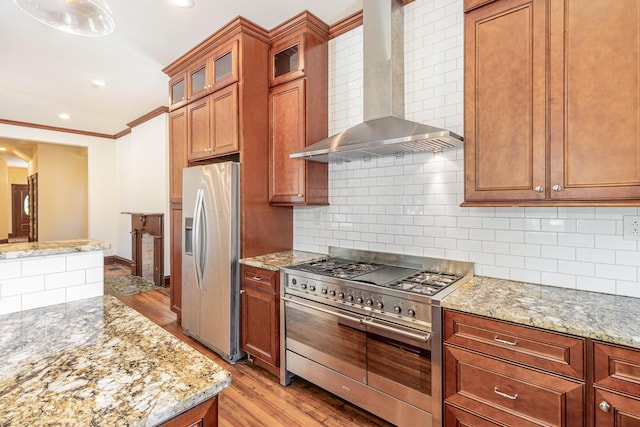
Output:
left=35, top=144, right=88, bottom=241
left=0, top=160, right=8, bottom=240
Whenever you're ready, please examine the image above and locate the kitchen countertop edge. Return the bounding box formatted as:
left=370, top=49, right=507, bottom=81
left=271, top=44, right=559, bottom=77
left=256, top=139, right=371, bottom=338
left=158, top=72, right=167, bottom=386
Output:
left=240, top=250, right=326, bottom=271
left=0, top=239, right=111, bottom=259
left=442, top=276, right=640, bottom=350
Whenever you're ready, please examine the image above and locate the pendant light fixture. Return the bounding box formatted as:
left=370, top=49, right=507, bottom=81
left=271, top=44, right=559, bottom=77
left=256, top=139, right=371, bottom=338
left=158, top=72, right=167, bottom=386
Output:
left=12, top=0, right=115, bottom=37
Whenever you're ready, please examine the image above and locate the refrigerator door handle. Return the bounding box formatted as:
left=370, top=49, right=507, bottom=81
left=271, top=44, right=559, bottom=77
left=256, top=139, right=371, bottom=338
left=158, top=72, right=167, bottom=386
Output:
left=193, top=188, right=205, bottom=290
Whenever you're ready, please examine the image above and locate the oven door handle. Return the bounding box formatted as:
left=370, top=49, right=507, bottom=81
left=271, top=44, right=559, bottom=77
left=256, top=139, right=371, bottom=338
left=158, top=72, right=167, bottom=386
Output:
left=362, top=318, right=431, bottom=344
left=283, top=296, right=364, bottom=325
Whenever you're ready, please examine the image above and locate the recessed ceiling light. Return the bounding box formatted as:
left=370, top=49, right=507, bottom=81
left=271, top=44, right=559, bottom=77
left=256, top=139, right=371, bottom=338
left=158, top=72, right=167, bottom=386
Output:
left=0, top=147, right=7, bottom=151
left=90, top=79, right=106, bottom=87
left=59, top=113, right=71, bottom=120
left=171, top=0, right=194, bottom=8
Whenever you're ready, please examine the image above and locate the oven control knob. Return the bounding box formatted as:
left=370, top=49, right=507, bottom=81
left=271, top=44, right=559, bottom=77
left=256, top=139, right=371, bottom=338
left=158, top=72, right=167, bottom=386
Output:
left=407, top=309, right=416, bottom=317
left=301, top=282, right=307, bottom=289
left=329, top=290, right=336, bottom=296
left=347, top=295, right=354, bottom=302
left=291, top=278, right=297, bottom=285
left=356, top=296, right=364, bottom=304
left=366, top=299, right=373, bottom=306
left=393, top=306, right=401, bottom=314
left=309, top=285, right=316, bottom=291
left=321, top=288, right=328, bottom=294
left=338, top=292, right=345, bottom=299
left=376, top=302, right=384, bottom=310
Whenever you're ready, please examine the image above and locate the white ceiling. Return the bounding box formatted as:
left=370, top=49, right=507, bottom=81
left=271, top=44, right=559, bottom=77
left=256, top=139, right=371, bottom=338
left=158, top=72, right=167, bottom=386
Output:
left=0, top=0, right=362, bottom=139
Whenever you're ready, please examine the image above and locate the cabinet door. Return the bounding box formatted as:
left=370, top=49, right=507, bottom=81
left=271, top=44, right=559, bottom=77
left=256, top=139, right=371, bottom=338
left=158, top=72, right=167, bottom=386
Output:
left=594, top=389, right=640, bottom=427
left=187, top=58, right=210, bottom=103
left=464, top=0, right=547, bottom=202
left=549, top=0, right=640, bottom=200
left=187, top=96, right=211, bottom=160
left=169, top=107, right=188, bottom=201
left=210, top=83, right=238, bottom=156
left=269, top=33, right=305, bottom=87
left=169, top=73, right=187, bottom=111
left=269, top=78, right=306, bottom=205
left=210, top=38, right=239, bottom=93
left=240, top=285, right=279, bottom=368
left=170, top=207, right=182, bottom=322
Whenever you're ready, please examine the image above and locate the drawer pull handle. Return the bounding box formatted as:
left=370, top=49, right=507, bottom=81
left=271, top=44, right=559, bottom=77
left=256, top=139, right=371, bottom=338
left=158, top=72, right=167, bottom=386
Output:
left=494, top=336, right=517, bottom=346
left=494, top=387, right=518, bottom=400
left=251, top=276, right=263, bottom=281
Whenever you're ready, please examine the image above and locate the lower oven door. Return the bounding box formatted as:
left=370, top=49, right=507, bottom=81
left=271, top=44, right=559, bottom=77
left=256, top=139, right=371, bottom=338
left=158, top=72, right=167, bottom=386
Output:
left=284, top=295, right=367, bottom=382
left=364, top=318, right=432, bottom=412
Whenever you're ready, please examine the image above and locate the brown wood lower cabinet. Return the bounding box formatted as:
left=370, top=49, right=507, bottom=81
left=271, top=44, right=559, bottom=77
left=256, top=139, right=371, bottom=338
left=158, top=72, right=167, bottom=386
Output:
left=160, top=395, right=218, bottom=427
left=240, top=265, right=279, bottom=376
left=594, top=342, right=640, bottom=426
left=444, top=345, right=584, bottom=426
left=443, top=309, right=585, bottom=426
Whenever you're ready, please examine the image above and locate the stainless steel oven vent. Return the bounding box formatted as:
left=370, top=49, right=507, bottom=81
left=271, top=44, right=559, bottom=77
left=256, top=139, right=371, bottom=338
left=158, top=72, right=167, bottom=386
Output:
left=289, top=0, right=463, bottom=163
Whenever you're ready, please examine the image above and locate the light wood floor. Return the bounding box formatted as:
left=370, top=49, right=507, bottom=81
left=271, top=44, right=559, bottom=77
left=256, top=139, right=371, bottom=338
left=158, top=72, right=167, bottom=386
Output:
left=104, top=265, right=393, bottom=427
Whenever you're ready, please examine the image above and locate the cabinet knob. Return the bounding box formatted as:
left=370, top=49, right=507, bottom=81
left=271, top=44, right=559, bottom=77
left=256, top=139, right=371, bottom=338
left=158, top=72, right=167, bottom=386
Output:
left=240, top=289, right=245, bottom=294
left=599, top=401, right=611, bottom=412
left=534, top=185, right=544, bottom=193
left=552, top=184, right=562, bottom=192
left=297, top=194, right=303, bottom=198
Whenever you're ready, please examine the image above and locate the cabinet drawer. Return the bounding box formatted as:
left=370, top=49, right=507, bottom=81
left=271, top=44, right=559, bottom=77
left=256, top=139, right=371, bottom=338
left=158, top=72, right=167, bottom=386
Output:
left=241, top=265, right=278, bottom=292
left=444, top=345, right=584, bottom=427
left=444, top=310, right=585, bottom=379
left=594, top=342, right=640, bottom=397
left=594, top=388, right=640, bottom=426
left=445, top=403, right=501, bottom=426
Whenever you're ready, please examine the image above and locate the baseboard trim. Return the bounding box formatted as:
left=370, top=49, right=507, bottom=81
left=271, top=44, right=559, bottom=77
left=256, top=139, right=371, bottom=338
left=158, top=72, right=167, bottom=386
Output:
left=104, top=256, right=132, bottom=268
left=0, top=238, right=8, bottom=244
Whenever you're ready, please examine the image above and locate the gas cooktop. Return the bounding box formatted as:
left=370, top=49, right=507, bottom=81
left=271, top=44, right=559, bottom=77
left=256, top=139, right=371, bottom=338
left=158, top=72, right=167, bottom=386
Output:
left=289, top=255, right=464, bottom=297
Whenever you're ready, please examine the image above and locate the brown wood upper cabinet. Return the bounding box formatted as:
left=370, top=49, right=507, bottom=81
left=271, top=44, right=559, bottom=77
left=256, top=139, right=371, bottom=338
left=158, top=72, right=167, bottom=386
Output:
left=169, top=73, right=187, bottom=110
left=268, top=13, right=329, bottom=206
left=464, top=0, right=640, bottom=205
left=269, top=32, right=306, bottom=87
left=188, top=38, right=239, bottom=103
left=187, top=83, right=239, bottom=161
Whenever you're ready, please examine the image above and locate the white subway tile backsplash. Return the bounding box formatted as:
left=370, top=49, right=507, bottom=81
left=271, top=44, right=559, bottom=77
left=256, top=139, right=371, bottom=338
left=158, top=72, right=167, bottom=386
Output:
left=0, top=261, right=21, bottom=280
left=291, top=0, right=640, bottom=296
left=67, top=252, right=103, bottom=271
left=2, top=275, right=45, bottom=296
left=596, top=264, right=637, bottom=282
left=21, top=255, right=66, bottom=276
left=576, top=248, right=616, bottom=264
left=45, top=270, right=86, bottom=290
left=22, top=289, right=66, bottom=311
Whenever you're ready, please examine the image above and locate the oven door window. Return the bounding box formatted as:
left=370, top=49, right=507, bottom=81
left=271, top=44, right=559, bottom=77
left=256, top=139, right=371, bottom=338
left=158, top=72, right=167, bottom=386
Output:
left=284, top=299, right=366, bottom=382
left=366, top=323, right=432, bottom=412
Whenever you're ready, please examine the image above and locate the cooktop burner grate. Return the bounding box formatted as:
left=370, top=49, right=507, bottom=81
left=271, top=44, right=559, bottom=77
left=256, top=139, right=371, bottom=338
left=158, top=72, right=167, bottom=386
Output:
left=386, top=271, right=462, bottom=295
left=295, top=258, right=385, bottom=279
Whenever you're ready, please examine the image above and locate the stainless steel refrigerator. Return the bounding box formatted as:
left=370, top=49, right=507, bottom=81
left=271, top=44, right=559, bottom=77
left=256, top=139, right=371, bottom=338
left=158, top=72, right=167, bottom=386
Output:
left=182, top=162, right=244, bottom=363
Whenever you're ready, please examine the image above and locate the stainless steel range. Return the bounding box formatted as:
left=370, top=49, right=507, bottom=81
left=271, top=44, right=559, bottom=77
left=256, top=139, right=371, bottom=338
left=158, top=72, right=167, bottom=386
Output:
left=280, top=248, right=473, bottom=427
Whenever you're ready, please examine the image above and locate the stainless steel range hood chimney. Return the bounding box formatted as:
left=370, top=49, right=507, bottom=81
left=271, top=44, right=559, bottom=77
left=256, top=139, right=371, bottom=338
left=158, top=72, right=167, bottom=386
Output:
left=290, top=0, right=463, bottom=163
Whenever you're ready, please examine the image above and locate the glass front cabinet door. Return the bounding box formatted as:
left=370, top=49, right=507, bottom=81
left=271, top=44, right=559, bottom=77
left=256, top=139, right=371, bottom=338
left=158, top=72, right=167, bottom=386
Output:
left=269, top=33, right=306, bottom=87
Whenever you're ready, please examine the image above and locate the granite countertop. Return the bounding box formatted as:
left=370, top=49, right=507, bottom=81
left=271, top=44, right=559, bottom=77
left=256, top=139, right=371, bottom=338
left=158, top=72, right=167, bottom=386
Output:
left=0, top=295, right=230, bottom=426
left=240, top=250, right=326, bottom=271
left=0, top=239, right=111, bottom=260
left=442, top=276, right=640, bottom=350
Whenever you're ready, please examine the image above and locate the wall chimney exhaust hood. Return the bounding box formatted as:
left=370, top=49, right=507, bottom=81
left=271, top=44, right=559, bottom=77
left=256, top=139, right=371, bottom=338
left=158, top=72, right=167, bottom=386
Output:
left=290, top=0, right=463, bottom=163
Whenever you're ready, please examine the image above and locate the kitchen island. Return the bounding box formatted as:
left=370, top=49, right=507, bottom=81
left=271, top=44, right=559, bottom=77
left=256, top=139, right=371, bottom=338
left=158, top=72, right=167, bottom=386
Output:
left=0, top=294, right=231, bottom=426
left=0, top=239, right=111, bottom=314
